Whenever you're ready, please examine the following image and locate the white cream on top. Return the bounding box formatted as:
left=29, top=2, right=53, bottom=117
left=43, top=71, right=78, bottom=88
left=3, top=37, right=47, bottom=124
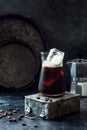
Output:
left=42, top=48, right=65, bottom=67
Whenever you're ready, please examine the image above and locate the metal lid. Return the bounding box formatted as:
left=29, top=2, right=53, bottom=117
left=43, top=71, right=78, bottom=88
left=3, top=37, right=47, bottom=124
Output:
left=0, top=14, right=48, bottom=89
left=0, top=40, right=40, bottom=89
left=67, top=58, right=87, bottom=63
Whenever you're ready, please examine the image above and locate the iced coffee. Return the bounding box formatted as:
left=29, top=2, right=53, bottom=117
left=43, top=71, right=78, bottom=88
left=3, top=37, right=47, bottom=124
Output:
left=38, top=48, right=66, bottom=96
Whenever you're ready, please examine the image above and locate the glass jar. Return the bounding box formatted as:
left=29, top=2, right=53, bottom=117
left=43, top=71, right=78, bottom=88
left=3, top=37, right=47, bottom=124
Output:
left=38, top=51, right=66, bottom=96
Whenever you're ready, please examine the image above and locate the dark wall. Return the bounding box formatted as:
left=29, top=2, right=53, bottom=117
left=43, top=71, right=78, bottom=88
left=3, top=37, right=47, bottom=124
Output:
left=0, top=0, right=87, bottom=61
left=0, top=0, right=87, bottom=90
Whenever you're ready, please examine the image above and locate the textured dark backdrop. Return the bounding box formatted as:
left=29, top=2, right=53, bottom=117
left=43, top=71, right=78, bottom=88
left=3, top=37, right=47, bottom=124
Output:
left=0, top=0, right=87, bottom=90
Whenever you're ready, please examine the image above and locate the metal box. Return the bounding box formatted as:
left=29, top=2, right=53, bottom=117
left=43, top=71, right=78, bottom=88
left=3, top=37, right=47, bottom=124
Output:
left=25, top=92, right=80, bottom=119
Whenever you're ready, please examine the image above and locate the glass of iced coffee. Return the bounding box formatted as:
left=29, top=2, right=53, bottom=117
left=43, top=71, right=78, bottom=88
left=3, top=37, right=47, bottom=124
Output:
left=38, top=48, right=66, bottom=96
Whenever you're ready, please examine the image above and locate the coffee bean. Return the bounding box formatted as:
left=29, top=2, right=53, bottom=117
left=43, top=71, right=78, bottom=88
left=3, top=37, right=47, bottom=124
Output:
left=13, top=118, right=17, bottom=122
left=18, top=116, right=22, bottom=120
left=2, top=112, right=7, bottom=116
left=8, top=104, right=12, bottom=106
left=7, top=112, right=12, bottom=115
left=22, top=122, right=26, bottom=126
left=0, top=110, right=4, bottom=113
left=9, top=118, right=13, bottom=122
left=13, top=110, right=17, bottom=113
left=33, top=124, right=38, bottom=127
left=19, top=114, right=24, bottom=118
left=0, top=115, right=2, bottom=118
left=7, top=116, right=11, bottom=119
left=16, top=108, right=20, bottom=111
left=8, top=108, right=13, bottom=111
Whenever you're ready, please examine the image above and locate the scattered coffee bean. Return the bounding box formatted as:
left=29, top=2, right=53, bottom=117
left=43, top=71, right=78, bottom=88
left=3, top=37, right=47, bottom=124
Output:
left=19, top=114, right=24, bottom=118
left=33, top=124, right=38, bottom=127
left=8, top=104, right=12, bottom=106
left=8, top=108, right=13, bottom=111
left=0, top=115, right=2, bottom=118
left=7, top=112, right=12, bottom=115
left=13, top=118, right=17, bottom=122
left=13, top=110, right=17, bottom=113
left=0, top=105, right=25, bottom=124
left=22, top=122, right=26, bottom=126
left=7, top=116, right=11, bottom=119
left=49, top=99, right=52, bottom=102
left=16, top=108, right=20, bottom=111
left=0, top=110, right=4, bottom=113
left=9, top=118, right=13, bottom=122
left=18, top=116, right=22, bottom=120
left=2, top=112, right=7, bottom=116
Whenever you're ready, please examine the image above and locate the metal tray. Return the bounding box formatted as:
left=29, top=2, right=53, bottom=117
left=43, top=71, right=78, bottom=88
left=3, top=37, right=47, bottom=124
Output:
left=0, top=14, right=48, bottom=89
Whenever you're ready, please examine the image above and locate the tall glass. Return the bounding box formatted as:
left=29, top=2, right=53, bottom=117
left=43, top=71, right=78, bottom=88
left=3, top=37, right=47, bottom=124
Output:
left=38, top=51, right=66, bottom=96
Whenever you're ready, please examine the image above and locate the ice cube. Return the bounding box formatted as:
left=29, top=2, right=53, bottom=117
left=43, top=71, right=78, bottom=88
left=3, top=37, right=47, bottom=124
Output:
left=46, top=48, right=64, bottom=67
left=46, top=48, right=57, bottom=61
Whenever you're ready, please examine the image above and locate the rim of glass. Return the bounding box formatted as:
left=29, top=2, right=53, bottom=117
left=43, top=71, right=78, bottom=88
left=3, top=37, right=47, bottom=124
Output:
left=40, top=51, right=49, bottom=55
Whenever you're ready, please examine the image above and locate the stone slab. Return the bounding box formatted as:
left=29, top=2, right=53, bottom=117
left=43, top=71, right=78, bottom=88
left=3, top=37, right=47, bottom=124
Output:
left=25, top=92, right=80, bottom=119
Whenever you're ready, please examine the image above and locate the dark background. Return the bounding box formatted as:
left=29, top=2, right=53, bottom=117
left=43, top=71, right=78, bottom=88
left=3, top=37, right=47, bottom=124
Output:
left=0, top=0, right=87, bottom=90
left=0, top=2, right=87, bottom=130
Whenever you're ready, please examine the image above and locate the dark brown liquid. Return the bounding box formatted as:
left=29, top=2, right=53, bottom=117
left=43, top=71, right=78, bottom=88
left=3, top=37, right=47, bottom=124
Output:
left=38, top=66, right=66, bottom=95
